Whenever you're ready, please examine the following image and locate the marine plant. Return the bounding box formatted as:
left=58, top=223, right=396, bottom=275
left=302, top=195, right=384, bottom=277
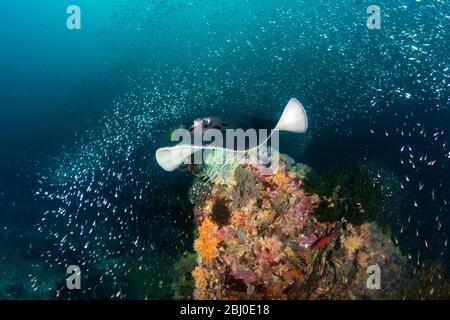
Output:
left=174, top=251, right=197, bottom=300
left=303, top=164, right=384, bottom=225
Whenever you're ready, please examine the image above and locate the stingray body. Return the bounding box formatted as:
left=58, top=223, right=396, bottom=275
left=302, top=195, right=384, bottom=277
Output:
left=155, top=98, right=308, bottom=172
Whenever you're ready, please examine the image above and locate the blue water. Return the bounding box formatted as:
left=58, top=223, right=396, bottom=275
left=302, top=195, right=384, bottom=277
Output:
left=0, top=0, right=449, bottom=299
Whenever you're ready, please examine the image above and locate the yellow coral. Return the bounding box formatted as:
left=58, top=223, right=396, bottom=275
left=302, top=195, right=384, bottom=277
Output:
left=356, top=251, right=369, bottom=268
left=284, top=247, right=295, bottom=258
left=360, top=223, right=371, bottom=235
left=270, top=168, right=290, bottom=188
left=192, top=266, right=209, bottom=299
left=194, top=217, right=220, bottom=262
left=192, top=266, right=208, bottom=289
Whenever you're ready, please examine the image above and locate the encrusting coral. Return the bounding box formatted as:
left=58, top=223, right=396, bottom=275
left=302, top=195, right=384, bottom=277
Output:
left=232, top=166, right=260, bottom=208
left=187, top=154, right=410, bottom=299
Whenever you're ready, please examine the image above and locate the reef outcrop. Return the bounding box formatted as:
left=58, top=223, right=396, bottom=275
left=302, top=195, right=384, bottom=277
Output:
left=183, top=154, right=407, bottom=299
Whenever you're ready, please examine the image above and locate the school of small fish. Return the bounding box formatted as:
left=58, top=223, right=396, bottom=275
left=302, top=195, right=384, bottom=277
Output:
left=35, top=0, right=449, bottom=297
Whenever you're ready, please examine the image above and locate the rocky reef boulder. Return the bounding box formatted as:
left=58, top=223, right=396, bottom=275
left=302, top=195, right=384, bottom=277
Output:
left=185, top=154, right=408, bottom=299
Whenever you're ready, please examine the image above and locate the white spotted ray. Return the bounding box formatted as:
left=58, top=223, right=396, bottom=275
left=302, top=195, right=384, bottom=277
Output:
left=155, top=98, right=308, bottom=171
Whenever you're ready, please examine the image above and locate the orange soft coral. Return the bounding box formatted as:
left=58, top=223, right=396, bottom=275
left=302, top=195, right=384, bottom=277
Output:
left=192, top=265, right=210, bottom=299
left=340, top=223, right=372, bottom=257
left=269, top=168, right=290, bottom=188
left=341, top=235, right=364, bottom=256
left=194, top=217, right=220, bottom=262
left=192, top=266, right=208, bottom=290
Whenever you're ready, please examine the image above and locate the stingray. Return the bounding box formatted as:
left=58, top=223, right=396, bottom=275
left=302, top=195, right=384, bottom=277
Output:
left=155, top=98, right=308, bottom=171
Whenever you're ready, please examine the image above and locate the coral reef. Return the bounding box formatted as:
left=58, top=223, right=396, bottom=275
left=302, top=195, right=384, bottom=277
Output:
left=174, top=252, right=197, bottom=300
left=188, top=154, right=411, bottom=299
